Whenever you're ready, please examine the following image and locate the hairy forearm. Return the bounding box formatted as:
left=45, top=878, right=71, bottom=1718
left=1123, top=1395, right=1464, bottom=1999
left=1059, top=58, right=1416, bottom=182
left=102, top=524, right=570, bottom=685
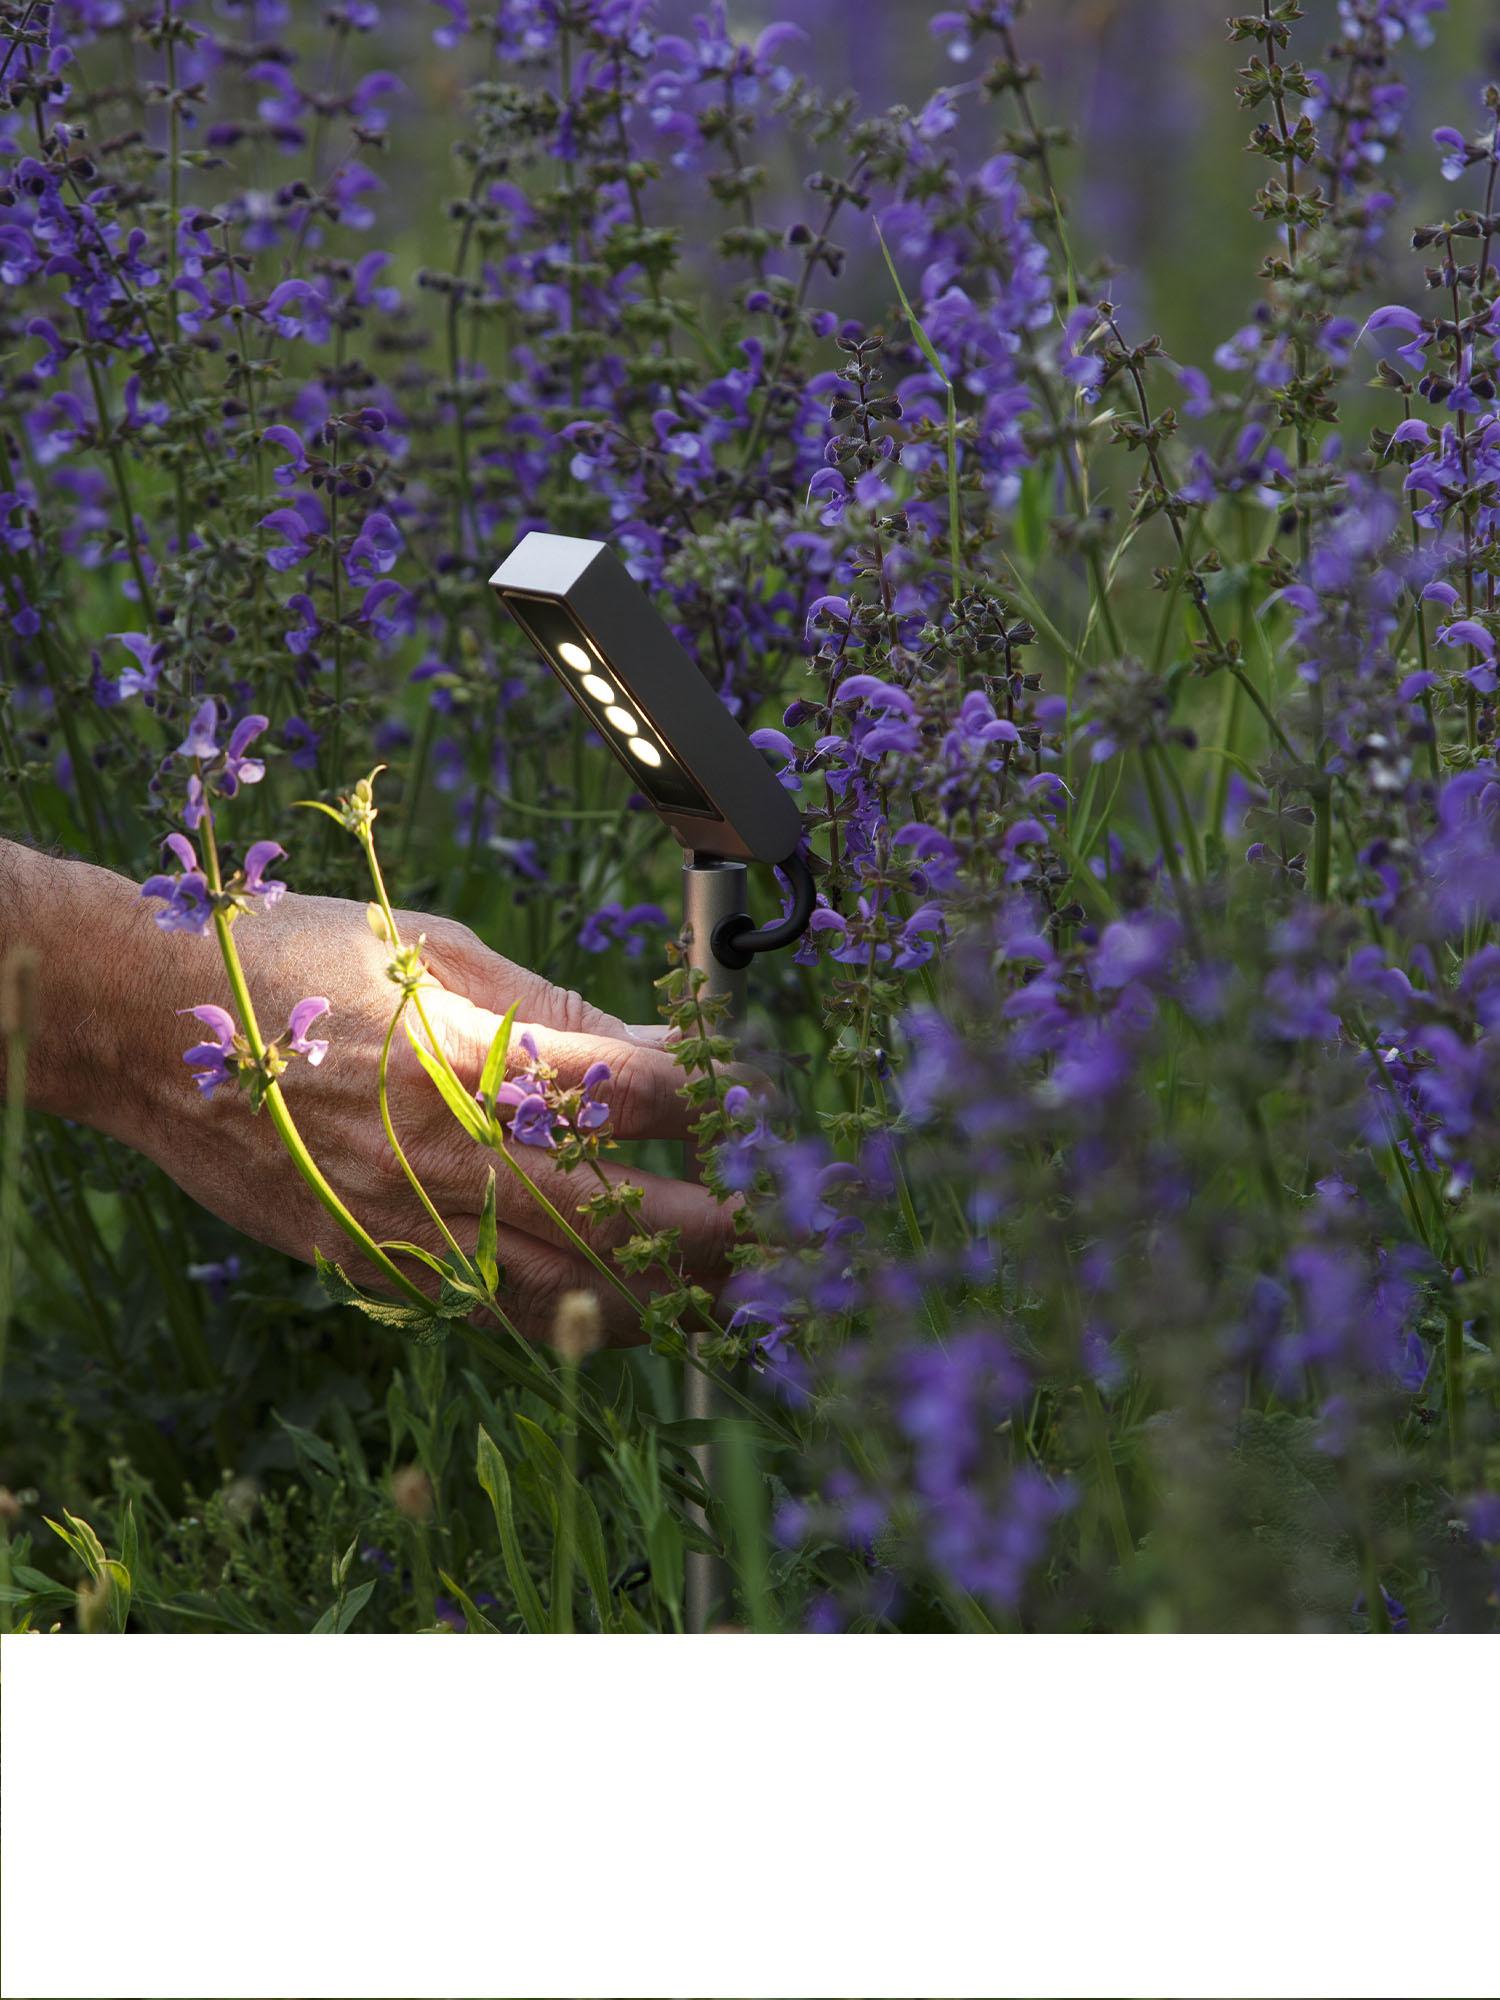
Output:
left=1, top=841, right=139, bottom=1123
left=0, top=840, right=211, bottom=1134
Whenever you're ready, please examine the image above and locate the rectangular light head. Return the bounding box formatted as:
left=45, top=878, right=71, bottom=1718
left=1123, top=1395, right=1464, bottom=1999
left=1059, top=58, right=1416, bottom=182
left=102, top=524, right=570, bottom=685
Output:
left=490, top=532, right=803, bottom=865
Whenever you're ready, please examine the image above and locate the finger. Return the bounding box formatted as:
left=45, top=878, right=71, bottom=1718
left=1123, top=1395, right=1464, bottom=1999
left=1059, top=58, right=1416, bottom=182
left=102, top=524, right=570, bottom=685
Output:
left=492, top=1147, right=738, bottom=1274
left=491, top=1226, right=651, bottom=1349
left=627, top=1021, right=781, bottom=1112
left=410, top=915, right=652, bottom=1043
left=424, top=991, right=698, bottom=1142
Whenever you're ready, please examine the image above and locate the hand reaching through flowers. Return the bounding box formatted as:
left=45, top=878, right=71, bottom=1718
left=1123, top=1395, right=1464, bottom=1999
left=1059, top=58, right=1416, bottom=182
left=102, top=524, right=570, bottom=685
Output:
left=0, top=839, right=732, bottom=1345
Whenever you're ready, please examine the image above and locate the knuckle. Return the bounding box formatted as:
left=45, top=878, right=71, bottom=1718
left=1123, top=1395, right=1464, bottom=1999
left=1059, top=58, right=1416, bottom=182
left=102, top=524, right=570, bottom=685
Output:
left=367, top=1134, right=413, bottom=1190
left=603, top=1040, right=666, bottom=1127
left=554, top=986, right=593, bottom=1036
left=382, top=1119, right=466, bottom=1198
left=415, top=914, right=479, bottom=972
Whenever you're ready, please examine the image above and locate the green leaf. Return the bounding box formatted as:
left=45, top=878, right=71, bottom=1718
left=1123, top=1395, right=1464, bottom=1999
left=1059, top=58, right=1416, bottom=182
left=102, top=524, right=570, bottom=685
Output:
left=513, top=1414, right=613, bottom=1629
left=649, top=1416, right=780, bottom=1450
left=377, top=1240, right=453, bottom=1283
left=475, top=1425, right=546, bottom=1634
left=476, top=1168, right=499, bottom=1293
left=103, top=1558, right=132, bottom=1633
left=119, top=1499, right=139, bottom=1588
left=313, top=1246, right=455, bottom=1331
left=404, top=1018, right=491, bottom=1143
left=272, top=1409, right=343, bottom=1480
left=292, top=798, right=350, bottom=828
left=646, top=1509, right=684, bottom=1629
left=45, top=1511, right=107, bottom=1579
left=478, top=1000, right=520, bottom=1109
left=1014, top=463, right=1048, bottom=569
left=437, top=1570, right=501, bottom=1634
left=334, top=1579, right=377, bottom=1633
left=873, top=218, right=949, bottom=387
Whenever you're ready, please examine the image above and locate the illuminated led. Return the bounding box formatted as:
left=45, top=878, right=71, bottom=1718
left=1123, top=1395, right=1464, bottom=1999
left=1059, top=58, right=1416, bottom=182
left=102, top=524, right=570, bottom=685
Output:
left=604, top=704, right=638, bottom=733
left=557, top=641, right=593, bottom=672
left=628, top=736, right=663, bottom=769
left=581, top=673, right=615, bottom=702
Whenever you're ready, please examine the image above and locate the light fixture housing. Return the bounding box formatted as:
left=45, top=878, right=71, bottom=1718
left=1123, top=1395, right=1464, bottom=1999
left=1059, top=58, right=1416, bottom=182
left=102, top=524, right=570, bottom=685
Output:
left=490, top=532, right=804, bottom=865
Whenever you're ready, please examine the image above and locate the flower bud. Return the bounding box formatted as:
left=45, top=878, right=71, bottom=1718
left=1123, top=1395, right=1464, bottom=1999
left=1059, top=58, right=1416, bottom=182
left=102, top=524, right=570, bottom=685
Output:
left=391, top=1464, right=434, bottom=1522
left=366, top=902, right=390, bottom=943
left=551, top=1289, right=604, bottom=1364
left=222, top=1475, right=258, bottom=1525
left=0, top=945, right=39, bottom=1041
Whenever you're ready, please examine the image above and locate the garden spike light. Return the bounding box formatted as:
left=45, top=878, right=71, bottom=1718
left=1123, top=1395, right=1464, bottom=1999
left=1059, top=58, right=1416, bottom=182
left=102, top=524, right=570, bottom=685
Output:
left=491, top=531, right=815, bottom=1630
left=490, top=532, right=814, bottom=971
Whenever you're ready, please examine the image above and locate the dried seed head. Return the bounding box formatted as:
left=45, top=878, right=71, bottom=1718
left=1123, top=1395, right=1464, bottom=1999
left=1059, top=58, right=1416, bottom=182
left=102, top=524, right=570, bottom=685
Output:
left=0, top=946, right=39, bottom=1041
left=551, top=1289, right=604, bottom=1364
left=391, top=1463, right=434, bottom=1522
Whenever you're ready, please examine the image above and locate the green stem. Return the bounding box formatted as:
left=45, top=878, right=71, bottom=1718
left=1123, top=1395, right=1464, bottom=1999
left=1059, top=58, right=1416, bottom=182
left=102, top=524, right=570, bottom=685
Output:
left=206, top=886, right=429, bottom=1311
left=1081, top=1380, right=1134, bottom=1572
left=1312, top=776, right=1332, bottom=903
left=1444, top=1307, right=1464, bottom=1475
left=378, top=995, right=481, bottom=1287
left=362, top=830, right=642, bottom=1321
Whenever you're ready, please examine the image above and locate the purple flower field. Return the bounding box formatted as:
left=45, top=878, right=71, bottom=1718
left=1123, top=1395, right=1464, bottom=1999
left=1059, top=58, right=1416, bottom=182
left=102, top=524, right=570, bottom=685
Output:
left=2, top=0, right=1499, bottom=1634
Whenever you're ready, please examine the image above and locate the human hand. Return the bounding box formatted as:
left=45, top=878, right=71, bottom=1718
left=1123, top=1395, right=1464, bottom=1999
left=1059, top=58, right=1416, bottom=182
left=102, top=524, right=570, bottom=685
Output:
left=6, top=845, right=730, bottom=1344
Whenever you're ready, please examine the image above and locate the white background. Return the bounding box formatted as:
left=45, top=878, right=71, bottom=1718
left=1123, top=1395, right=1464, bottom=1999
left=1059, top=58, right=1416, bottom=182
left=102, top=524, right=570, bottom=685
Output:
left=3, top=1635, right=1494, bottom=2000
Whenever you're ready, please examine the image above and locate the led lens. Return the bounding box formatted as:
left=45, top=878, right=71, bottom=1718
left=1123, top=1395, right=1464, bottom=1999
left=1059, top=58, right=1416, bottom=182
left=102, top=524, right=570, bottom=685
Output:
left=581, top=673, right=615, bottom=702
left=557, top=641, right=593, bottom=672
left=604, top=704, right=638, bottom=733
left=628, top=737, right=663, bottom=768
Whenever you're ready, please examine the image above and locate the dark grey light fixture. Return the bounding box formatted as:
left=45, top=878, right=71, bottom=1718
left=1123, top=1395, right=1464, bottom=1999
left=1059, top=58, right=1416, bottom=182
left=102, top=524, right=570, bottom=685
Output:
left=490, top=531, right=814, bottom=974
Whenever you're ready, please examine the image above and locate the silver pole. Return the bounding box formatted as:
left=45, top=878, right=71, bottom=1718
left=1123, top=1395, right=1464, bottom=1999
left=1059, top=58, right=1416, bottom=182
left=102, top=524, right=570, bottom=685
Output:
left=680, top=854, right=747, bottom=1633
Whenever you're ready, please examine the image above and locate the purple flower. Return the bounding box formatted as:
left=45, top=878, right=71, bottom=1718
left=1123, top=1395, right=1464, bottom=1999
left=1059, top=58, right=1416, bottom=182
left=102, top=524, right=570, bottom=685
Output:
left=509, top=1093, right=556, bottom=1149
left=263, top=278, right=330, bottom=343
left=1436, top=619, right=1495, bottom=659
left=893, top=904, right=945, bottom=971
left=1359, top=303, right=1429, bottom=369
left=186, top=1256, right=243, bottom=1301
left=141, top=833, right=213, bottom=936
left=344, top=509, right=402, bottom=582
left=576, top=900, right=668, bottom=957
left=179, top=1004, right=239, bottom=1094
left=260, top=505, right=318, bottom=572
left=222, top=715, right=269, bottom=794
left=109, top=632, right=163, bottom=698
left=286, top=996, right=330, bottom=1065
left=578, top=1059, right=612, bottom=1132
left=282, top=715, right=321, bottom=769
left=177, top=698, right=220, bottom=760
left=1090, top=914, right=1181, bottom=994
left=1432, top=124, right=1468, bottom=181
left=261, top=425, right=310, bottom=488
left=241, top=840, right=288, bottom=907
